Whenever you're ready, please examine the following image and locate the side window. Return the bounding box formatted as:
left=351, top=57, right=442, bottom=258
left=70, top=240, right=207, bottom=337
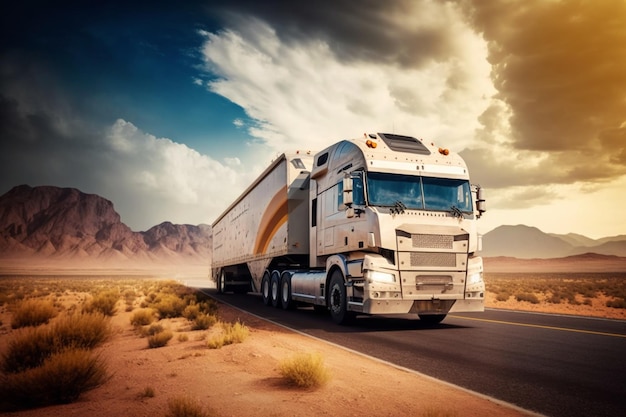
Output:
left=324, top=184, right=339, bottom=216
left=353, top=173, right=365, bottom=206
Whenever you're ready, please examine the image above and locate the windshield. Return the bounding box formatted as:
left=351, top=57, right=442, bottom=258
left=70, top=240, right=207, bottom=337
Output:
left=365, top=172, right=473, bottom=212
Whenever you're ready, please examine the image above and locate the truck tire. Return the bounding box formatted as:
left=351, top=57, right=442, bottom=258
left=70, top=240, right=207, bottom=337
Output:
left=280, top=272, right=294, bottom=310
left=270, top=270, right=281, bottom=308
left=418, top=314, right=446, bottom=324
left=261, top=271, right=271, bottom=306
left=328, top=270, right=353, bottom=325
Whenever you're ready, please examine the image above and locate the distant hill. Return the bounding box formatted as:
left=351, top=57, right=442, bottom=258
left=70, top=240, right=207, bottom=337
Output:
left=0, top=185, right=211, bottom=273
left=481, top=224, right=626, bottom=259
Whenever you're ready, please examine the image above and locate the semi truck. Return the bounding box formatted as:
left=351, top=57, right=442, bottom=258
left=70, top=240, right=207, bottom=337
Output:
left=211, top=133, right=486, bottom=324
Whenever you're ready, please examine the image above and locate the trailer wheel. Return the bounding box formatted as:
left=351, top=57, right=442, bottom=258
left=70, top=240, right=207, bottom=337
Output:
left=261, top=271, right=271, bottom=306
left=328, top=270, right=353, bottom=325
left=270, top=271, right=281, bottom=308
left=418, top=314, right=446, bottom=324
left=280, top=272, right=294, bottom=310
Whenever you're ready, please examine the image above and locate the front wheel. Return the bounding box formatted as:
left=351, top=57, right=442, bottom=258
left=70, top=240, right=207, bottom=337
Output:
left=328, top=270, right=353, bottom=325
left=418, top=314, right=446, bottom=324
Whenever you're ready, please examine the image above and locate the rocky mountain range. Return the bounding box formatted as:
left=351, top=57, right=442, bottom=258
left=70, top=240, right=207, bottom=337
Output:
left=0, top=185, right=211, bottom=271
left=1, top=185, right=624, bottom=274
left=480, top=225, right=626, bottom=259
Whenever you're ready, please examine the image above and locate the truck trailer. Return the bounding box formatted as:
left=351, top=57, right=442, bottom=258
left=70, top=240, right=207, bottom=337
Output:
left=211, top=133, right=486, bottom=324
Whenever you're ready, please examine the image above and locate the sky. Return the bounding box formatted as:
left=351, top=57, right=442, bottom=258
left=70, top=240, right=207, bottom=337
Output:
left=1, top=0, right=625, bottom=239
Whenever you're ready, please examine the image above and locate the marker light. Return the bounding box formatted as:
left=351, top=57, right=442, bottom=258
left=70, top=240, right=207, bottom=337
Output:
left=438, top=147, right=449, bottom=155
left=366, top=140, right=377, bottom=149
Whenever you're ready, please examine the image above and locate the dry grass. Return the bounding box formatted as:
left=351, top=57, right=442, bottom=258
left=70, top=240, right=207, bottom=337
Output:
left=0, top=348, right=110, bottom=410
left=206, top=321, right=249, bottom=349
left=486, top=272, right=626, bottom=310
left=279, top=352, right=331, bottom=389
left=130, top=308, right=156, bottom=326
left=10, top=298, right=58, bottom=328
left=147, top=329, right=174, bottom=348
left=2, top=312, right=112, bottom=373
left=164, top=396, right=217, bottom=417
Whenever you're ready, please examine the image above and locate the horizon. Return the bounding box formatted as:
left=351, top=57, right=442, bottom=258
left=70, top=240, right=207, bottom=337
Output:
left=2, top=1, right=625, bottom=239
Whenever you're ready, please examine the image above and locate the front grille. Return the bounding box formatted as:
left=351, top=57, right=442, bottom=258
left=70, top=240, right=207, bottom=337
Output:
left=410, top=252, right=456, bottom=267
left=412, top=234, right=453, bottom=249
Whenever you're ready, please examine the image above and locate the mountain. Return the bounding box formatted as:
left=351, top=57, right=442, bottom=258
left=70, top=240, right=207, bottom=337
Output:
left=481, top=224, right=626, bottom=259
left=0, top=185, right=211, bottom=272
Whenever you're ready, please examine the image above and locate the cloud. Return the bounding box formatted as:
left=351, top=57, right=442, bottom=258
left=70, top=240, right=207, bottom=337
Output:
left=461, top=0, right=626, bottom=186
left=198, top=7, right=494, bottom=153
left=0, top=92, right=252, bottom=230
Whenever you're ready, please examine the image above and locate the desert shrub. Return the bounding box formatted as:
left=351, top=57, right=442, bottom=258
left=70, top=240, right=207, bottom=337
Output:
left=206, top=321, right=249, bottom=349
left=177, top=333, right=189, bottom=342
left=145, top=323, right=165, bottom=336
left=165, top=396, right=215, bottom=417
left=515, top=292, right=540, bottom=304
left=147, top=329, right=173, bottom=348
left=83, top=290, right=119, bottom=316
left=606, top=298, right=626, bottom=309
left=192, top=313, right=217, bottom=331
left=279, top=352, right=331, bottom=389
left=183, top=303, right=201, bottom=321
left=11, top=298, right=57, bottom=329
left=0, top=348, right=109, bottom=410
left=2, top=312, right=112, bottom=373
left=130, top=309, right=155, bottom=326
left=152, top=294, right=187, bottom=318
left=494, top=291, right=510, bottom=302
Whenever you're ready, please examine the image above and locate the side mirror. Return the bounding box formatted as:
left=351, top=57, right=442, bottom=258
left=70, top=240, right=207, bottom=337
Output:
left=476, top=185, right=486, bottom=216
left=343, top=176, right=353, bottom=206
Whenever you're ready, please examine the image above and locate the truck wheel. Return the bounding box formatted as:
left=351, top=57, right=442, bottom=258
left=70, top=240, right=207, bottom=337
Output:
left=418, top=314, right=446, bottom=324
left=328, top=270, right=353, bottom=325
left=261, top=271, right=271, bottom=306
left=280, top=272, right=294, bottom=310
left=270, top=270, right=281, bottom=308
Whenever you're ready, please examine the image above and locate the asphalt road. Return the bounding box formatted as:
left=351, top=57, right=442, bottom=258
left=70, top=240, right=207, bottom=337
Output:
left=204, top=289, right=626, bottom=417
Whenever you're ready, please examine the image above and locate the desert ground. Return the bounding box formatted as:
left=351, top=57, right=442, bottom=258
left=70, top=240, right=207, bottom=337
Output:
left=1, top=272, right=624, bottom=417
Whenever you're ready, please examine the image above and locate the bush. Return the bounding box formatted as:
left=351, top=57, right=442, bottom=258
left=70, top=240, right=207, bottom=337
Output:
left=165, top=396, right=215, bottom=417
left=607, top=298, right=626, bottom=309
left=11, top=299, right=57, bottom=329
left=192, top=313, right=217, bottom=331
left=279, top=352, right=331, bottom=388
left=83, top=290, right=119, bottom=316
left=0, top=348, right=110, bottom=410
left=515, top=292, right=540, bottom=304
left=495, top=291, right=510, bottom=302
left=147, top=329, right=173, bottom=348
left=130, top=309, right=155, bottom=326
left=206, top=321, right=249, bottom=349
left=152, top=294, right=187, bottom=319
left=2, top=312, right=112, bottom=373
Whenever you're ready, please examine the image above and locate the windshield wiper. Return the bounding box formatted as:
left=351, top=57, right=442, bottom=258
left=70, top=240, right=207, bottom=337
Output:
left=450, top=205, right=464, bottom=218
left=391, top=201, right=407, bottom=214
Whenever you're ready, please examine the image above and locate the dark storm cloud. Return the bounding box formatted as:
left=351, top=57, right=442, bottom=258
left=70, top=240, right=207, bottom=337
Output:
left=208, top=0, right=463, bottom=68
left=463, top=0, right=626, bottom=156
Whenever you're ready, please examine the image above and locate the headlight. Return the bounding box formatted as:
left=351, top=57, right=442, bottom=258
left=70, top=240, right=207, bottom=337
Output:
left=368, top=271, right=396, bottom=283
left=467, top=271, right=483, bottom=285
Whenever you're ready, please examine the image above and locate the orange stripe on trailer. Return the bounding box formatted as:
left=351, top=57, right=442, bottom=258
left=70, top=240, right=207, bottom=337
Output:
left=253, top=186, right=288, bottom=255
